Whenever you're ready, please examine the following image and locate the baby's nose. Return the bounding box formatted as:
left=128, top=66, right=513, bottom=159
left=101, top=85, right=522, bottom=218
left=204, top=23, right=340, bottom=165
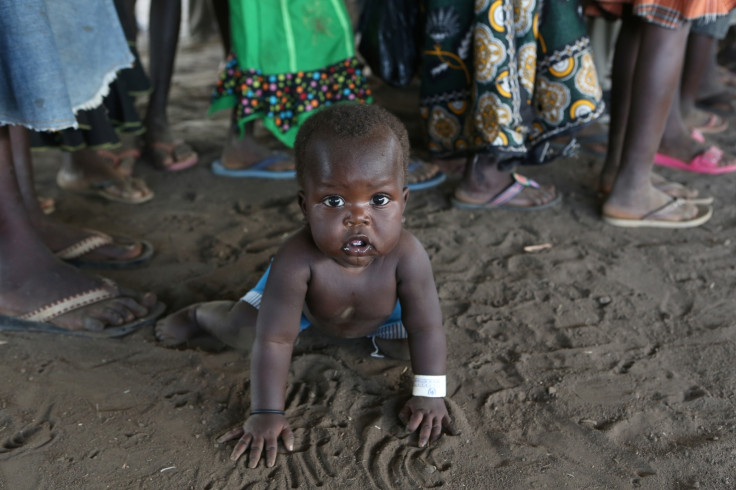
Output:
left=344, top=205, right=370, bottom=226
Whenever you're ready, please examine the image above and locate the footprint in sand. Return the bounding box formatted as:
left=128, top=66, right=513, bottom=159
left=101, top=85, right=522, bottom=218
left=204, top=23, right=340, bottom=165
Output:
left=0, top=418, right=56, bottom=458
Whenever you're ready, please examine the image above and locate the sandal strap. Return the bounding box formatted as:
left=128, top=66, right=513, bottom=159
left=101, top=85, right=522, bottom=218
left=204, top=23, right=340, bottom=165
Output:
left=55, top=233, right=114, bottom=260
left=489, top=173, right=540, bottom=206
left=702, top=146, right=723, bottom=166
left=511, top=173, right=540, bottom=188
left=640, top=198, right=684, bottom=221
left=19, top=278, right=117, bottom=322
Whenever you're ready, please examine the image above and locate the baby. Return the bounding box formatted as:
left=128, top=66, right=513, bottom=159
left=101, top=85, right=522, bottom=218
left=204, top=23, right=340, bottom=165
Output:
left=155, top=103, right=453, bottom=468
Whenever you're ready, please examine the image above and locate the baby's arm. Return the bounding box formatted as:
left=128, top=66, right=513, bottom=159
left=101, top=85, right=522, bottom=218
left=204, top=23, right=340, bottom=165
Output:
left=395, top=234, right=455, bottom=447
left=218, top=247, right=310, bottom=468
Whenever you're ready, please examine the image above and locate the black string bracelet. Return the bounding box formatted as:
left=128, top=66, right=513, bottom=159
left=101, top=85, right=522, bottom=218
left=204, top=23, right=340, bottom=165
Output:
left=250, top=409, right=286, bottom=415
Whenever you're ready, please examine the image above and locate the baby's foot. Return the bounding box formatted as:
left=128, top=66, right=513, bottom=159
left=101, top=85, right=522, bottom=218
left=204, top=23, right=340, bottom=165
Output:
left=154, top=305, right=204, bottom=347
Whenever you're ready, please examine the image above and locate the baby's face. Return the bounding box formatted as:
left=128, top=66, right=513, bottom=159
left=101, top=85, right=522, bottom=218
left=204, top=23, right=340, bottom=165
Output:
left=299, top=127, right=408, bottom=268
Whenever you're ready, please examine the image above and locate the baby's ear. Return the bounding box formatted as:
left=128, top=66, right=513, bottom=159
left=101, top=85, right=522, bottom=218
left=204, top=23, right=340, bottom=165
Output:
left=402, top=186, right=410, bottom=204
left=298, top=191, right=307, bottom=216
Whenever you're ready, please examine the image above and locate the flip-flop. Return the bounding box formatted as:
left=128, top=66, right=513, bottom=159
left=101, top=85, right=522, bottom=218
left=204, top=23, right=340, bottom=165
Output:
left=450, top=173, right=562, bottom=211
left=689, top=111, right=728, bottom=134
left=603, top=198, right=713, bottom=229
left=0, top=303, right=166, bottom=338
left=211, top=155, right=296, bottom=179
left=0, top=279, right=166, bottom=338
left=54, top=232, right=154, bottom=269
left=654, top=146, right=736, bottom=175
left=57, top=170, right=154, bottom=204
left=147, top=140, right=199, bottom=172
left=406, top=157, right=446, bottom=191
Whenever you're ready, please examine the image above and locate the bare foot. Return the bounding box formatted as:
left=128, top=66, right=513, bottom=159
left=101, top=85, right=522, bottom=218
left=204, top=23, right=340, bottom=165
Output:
left=602, top=186, right=702, bottom=223
left=428, top=156, right=465, bottom=175
left=36, top=219, right=145, bottom=263
left=142, top=120, right=198, bottom=171
left=651, top=172, right=713, bottom=203
left=219, top=125, right=294, bottom=171
left=407, top=158, right=441, bottom=186
left=599, top=172, right=703, bottom=201
left=155, top=301, right=256, bottom=350
left=94, top=147, right=140, bottom=177
left=716, top=65, right=736, bottom=88
left=682, top=108, right=727, bottom=134
left=58, top=149, right=153, bottom=204
left=154, top=304, right=203, bottom=346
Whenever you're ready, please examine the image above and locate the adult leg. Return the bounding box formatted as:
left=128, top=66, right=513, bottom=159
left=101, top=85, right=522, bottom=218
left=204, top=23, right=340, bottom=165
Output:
left=212, top=0, right=290, bottom=174
left=143, top=0, right=198, bottom=170
left=598, top=11, right=640, bottom=194
left=0, top=126, right=158, bottom=332
left=10, top=126, right=149, bottom=263
left=696, top=36, right=736, bottom=114
left=212, top=0, right=230, bottom=55
left=187, top=0, right=216, bottom=44
left=155, top=300, right=258, bottom=350
left=602, top=19, right=701, bottom=222
left=680, top=32, right=727, bottom=131
left=656, top=33, right=736, bottom=173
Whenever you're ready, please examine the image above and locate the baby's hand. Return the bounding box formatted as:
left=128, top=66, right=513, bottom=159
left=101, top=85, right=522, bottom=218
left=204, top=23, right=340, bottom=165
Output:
left=399, top=397, right=456, bottom=448
left=217, top=414, right=294, bottom=468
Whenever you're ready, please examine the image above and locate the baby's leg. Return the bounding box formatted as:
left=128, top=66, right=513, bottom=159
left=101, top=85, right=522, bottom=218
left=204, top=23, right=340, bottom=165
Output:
left=155, top=300, right=258, bottom=350
left=374, top=338, right=410, bottom=361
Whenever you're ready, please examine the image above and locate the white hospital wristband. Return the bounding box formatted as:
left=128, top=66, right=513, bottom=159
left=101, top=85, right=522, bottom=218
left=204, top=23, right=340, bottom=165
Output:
left=412, top=375, right=446, bottom=397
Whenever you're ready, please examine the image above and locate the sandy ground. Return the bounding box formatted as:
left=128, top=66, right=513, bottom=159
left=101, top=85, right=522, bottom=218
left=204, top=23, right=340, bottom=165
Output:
left=3, top=36, right=736, bottom=490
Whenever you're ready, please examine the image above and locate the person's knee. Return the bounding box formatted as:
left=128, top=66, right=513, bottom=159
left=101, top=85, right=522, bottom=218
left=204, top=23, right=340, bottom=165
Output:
left=374, top=338, right=410, bottom=361
left=227, top=300, right=258, bottom=329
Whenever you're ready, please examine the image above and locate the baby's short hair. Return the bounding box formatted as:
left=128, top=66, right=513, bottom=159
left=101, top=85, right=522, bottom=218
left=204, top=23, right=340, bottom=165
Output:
left=294, top=103, right=410, bottom=186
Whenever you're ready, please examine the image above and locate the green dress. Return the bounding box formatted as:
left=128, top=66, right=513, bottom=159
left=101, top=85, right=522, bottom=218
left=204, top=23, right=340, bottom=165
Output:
left=420, top=0, right=604, bottom=167
left=210, top=0, right=372, bottom=147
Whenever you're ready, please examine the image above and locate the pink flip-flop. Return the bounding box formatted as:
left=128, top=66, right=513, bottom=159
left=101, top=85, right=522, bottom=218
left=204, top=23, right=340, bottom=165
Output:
left=654, top=146, right=736, bottom=175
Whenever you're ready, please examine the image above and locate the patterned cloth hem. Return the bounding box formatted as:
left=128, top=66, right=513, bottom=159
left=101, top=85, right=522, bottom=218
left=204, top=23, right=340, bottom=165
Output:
left=210, top=54, right=372, bottom=145
left=0, top=119, right=75, bottom=132
left=587, top=1, right=736, bottom=29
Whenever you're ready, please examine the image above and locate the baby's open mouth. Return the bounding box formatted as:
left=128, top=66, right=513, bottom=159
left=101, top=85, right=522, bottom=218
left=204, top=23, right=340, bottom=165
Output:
left=343, top=238, right=372, bottom=255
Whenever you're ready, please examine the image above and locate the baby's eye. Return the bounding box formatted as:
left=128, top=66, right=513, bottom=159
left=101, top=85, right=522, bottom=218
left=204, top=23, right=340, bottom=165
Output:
left=323, top=195, right=345, bottom=207
left=371, top=194, right=390, bottom=206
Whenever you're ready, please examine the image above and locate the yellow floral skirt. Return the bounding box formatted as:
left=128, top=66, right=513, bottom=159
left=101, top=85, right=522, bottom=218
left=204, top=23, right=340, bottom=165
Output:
left=420, top=0, right=606, bottom=166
